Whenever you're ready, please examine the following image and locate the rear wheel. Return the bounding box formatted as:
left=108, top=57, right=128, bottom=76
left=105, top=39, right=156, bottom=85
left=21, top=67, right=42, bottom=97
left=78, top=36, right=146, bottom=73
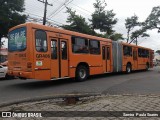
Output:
left=75, top=65, right=89, bottom=82
left=126, top=64, right=131, bottom=73
left=5, top=74, right=14, bottom=80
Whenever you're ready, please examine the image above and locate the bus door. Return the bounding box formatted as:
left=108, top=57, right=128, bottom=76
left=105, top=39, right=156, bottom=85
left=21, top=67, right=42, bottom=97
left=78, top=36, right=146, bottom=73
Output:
left=102, top=46, right=106, bottom=72
left=50, top=38, right=68, bottom=79
left=102, top=45, right=111, bottom=72
left=106, top=46, right=111, bottom=72
left=133, top=48, right=138, bottom=70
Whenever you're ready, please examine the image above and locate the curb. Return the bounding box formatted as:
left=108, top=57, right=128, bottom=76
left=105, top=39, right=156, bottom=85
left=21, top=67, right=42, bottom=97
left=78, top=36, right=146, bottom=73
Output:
left=1, top=93, right=160, bottom=108
left=0, top=93, right=101, bottom=108
left=105, top=93, right=160, bottom=98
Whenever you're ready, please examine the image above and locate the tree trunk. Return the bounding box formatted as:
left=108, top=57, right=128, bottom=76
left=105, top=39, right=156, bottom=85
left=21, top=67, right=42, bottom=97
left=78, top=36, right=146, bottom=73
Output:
left=136, top=37, right=137, bottom=45
left=129, top=37, right=136, bottom=44
left=127, top=31, right=129, bottom=43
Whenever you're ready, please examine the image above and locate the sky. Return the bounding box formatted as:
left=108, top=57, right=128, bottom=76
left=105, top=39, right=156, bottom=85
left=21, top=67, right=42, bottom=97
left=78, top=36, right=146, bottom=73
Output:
left=3, top=0, right=160, bottom=51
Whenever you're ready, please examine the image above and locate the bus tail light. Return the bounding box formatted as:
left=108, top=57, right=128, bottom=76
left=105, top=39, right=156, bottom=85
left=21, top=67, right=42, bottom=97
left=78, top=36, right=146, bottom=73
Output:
left=27, top=62, right=32, bottom=68
left=10, top=71, right=13, bottom=74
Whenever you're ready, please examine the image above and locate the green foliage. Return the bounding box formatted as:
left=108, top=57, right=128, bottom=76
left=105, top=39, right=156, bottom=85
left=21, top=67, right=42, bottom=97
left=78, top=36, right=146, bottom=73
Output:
left=62, top=8, right=94, bottom=35
left=109, top=33, right=124, bottom=41
left=125, top=5, right=160, bottom=45
left=125, top=15, right=140, bottom=29
left=130, top=28, right=149, bottom=41
left=90, top=0, right=117, bottom=35
left=63, top=0, right=122, bottom=41
left=145, top=6, right=160, bottom=32
left=125, top=15, right=150, bottom=44
left=125, top=15, right=140, bottom=42
left=0, top=0, right=26, bottom=47
left=156, top=50, right=160, bottom=54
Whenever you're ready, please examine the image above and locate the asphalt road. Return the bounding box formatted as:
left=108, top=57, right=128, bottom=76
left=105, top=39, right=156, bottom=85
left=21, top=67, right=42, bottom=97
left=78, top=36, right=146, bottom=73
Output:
left=0, top=67, right=159, bottom=104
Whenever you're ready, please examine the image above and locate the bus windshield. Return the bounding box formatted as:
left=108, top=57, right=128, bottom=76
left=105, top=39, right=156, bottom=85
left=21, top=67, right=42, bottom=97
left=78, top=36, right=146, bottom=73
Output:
left=8, top=27, right=26, bottom=52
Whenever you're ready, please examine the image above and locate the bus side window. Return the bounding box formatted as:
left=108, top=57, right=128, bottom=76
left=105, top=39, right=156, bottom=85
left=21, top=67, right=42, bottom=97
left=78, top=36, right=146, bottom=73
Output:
left=51, top=40, right=57, bottom=59
left=123, top=46, right=132, bottom=56
left=138, top=48, right=142, bottom=57
left=123, top=46, right=128, bottom=56
left=89, top=40, right=100, bottom=54
left=35, top=30, right=47, bottom=52
left=61, top=41, right=67, bottom=60
left=72, top=36, right=89, bottom=54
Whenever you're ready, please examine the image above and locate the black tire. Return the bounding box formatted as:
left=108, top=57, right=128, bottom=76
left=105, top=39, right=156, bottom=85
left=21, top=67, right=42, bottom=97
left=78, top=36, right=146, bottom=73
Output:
left=5, top=74, right=14, bottom=80
left=75, top=65, right=89, bottom=82
left=126, top=64, right=131, bottom=73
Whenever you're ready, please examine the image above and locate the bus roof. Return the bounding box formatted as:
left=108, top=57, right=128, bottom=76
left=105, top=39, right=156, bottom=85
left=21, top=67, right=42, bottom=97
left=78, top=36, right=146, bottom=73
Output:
left=9, top=22, right=153, bottom=51
left=121, top=42, right=152, bottom=50
left=9, top=22, right=112, bottom=42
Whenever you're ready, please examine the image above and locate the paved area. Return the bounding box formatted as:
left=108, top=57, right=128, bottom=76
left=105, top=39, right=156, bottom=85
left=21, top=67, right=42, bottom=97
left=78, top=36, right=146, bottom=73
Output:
left=0, top=67, right=160, bottom=104
left=1, top=94, right=160, bottom=120
left=0, top=66, right=160, bottom=120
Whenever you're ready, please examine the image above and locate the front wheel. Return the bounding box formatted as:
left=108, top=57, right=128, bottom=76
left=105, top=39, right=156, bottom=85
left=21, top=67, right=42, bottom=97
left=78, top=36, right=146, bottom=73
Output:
left=75, top=65, right=89, bottom=82
left=126, top=64, right=131, bottom=73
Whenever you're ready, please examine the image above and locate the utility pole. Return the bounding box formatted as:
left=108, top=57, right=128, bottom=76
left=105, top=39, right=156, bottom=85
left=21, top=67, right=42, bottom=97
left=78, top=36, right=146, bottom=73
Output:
left=37, top=0, right=53, bottom=25
left=135, top=37, right=137, bottom=45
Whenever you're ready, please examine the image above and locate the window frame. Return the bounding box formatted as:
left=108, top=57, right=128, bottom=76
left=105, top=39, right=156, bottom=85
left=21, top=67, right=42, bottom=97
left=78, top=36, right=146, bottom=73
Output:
left=8, top=27, right=27, bottom=52
left=123, top=45, right=132, bottom=57
left=61, top=41, right=68, bottom=60
left=71, top=36, right=89, bottom=54
left=51, top=40, right=57, bottom=59
left=138, top=48, right=149, bottom=58
left=89, top=39, right=101, bottom=55
left=35, top=29, right=48, bottom=52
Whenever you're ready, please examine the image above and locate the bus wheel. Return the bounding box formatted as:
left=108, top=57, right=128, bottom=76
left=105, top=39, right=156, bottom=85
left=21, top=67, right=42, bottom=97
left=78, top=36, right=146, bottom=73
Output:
left=76, top=65, right=88, bottom=82
left=5, top=74, right=14, bottom=80
left=126, top=64, right=131, bottom=73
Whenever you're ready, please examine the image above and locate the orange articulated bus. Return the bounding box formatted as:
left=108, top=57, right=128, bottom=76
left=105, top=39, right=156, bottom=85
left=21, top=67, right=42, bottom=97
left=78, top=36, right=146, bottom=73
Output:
left=7, top=23, right=154, bottom=81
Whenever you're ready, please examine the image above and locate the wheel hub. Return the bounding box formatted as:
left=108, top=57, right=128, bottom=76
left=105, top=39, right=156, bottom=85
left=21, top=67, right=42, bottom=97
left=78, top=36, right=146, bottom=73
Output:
left=79, top=69, right=86, bottom=79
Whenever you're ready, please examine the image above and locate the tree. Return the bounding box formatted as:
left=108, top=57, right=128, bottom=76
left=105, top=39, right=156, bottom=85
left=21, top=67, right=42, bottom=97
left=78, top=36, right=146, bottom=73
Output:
left=63, top=0, right=122, bottom=41
left=145, top=6, right=160, bottom=32
left=62, top=8, right=94, bottom=35
left=125, top=15, right=140, bottom=43
left=125, top=15, right=149, bottom=44
left=156, top=50, right=160, bottom=54
left=0, top=0, right=26, bottom=48
left=109, top=33, right=124, bottom=41
left=90, top=0, right=117, bottom=35
left=130, top=28, right=149, bottom=45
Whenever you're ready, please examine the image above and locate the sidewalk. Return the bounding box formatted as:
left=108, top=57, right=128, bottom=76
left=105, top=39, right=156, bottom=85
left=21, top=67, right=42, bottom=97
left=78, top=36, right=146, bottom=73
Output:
left=1, top=94, right=160, bottom=120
